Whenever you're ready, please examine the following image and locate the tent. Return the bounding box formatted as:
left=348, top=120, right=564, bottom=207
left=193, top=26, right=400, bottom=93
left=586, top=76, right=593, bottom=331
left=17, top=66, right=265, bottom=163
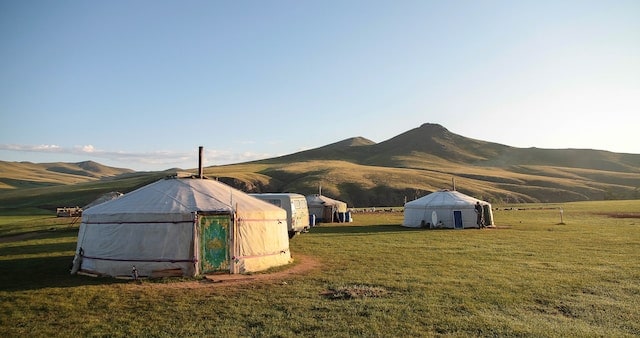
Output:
left=305, top=194, right=348, bottom=223
left=402, top=190, right=494, bottom=229
left=71, top=177, right=291, bottom=278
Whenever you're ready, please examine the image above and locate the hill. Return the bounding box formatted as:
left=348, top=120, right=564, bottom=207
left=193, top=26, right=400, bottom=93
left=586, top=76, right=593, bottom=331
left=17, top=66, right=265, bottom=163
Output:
left=0, top=160, right=134, bottom=190
left=269, top=123, right=640, bottom=172
left=1, top=123, right=639, bottom=211
left=222, top=123, right=640, bottom=205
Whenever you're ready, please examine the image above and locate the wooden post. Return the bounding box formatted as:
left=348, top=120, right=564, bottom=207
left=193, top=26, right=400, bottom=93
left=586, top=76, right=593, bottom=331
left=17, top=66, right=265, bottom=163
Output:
left=232, top=204, right=239, bottom=274
left=198, top=146, right=204, bottom=179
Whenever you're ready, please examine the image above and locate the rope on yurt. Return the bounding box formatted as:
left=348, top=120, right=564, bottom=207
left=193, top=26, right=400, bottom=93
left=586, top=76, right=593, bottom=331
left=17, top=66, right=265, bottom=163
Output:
left=232, top=203, right=239, bottom=274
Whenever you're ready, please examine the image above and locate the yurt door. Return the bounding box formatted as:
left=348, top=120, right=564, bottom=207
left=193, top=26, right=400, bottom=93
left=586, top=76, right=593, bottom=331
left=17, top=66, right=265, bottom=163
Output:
left=453, top=211, right=463, bottom=229
left=323, top=206, right=334, bottom=223
left=199, top=214, right=230, bottom=273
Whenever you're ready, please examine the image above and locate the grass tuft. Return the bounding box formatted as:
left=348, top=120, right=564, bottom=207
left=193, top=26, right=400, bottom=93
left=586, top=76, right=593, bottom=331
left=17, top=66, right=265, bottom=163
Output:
left=321, top=285, right=390, bottom=300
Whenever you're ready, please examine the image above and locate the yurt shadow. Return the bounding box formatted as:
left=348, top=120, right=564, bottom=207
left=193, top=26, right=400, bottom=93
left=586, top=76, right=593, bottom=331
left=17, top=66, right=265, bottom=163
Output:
left=0, top=240, right=75, bottom=258
left=0, top=255, right=129, bottom=292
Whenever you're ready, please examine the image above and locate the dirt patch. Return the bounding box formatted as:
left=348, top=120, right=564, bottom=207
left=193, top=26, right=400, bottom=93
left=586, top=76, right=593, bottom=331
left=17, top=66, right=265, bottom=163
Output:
left=143, top=254, right=322, bottom=289
left=487, top=225, right=512, bottom=229
left=320, top=285, right=390, bottom=300
left=594, top=212, right=640, bottom=219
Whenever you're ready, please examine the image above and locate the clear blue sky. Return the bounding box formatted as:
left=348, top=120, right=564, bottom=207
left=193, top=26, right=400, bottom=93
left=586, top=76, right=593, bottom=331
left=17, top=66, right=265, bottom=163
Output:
left=1, top=1, right=638, bottom=171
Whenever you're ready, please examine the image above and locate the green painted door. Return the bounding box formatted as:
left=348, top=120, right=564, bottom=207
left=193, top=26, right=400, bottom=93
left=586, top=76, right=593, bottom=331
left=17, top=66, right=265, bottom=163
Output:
left=199, top=215, right=230, bottom=273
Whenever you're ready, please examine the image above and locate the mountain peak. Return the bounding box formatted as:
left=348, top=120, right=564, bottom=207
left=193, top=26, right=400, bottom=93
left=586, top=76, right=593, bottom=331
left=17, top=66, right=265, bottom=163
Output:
left=419, top=122, right=447, bottom=130
left=417, top=123, right=452, bottom=137
left=369, top=122, right=502, bottom=164
left=338, top=136, right=376, bottom=147
left=316, top=137, right=376, bottom=150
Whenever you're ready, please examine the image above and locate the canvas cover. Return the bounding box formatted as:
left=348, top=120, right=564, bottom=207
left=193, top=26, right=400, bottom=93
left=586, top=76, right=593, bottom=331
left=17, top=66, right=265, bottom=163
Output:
left=72, top=178, right=290, bottom=278
left=402, top=190, right=493, bottom=229
left=305, top=194, right=347, bottom=221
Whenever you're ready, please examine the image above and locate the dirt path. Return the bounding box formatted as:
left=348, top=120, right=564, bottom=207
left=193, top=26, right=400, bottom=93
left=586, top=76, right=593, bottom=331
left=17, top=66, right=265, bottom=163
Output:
left=146, top=254, right=322, bottom=289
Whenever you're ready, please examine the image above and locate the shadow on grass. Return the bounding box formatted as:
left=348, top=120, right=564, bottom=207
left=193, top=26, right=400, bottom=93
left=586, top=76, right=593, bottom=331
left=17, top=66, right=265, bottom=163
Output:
left=0, top=241, right=76, bottom=257
left=0, top=255, right=128, bottom=291
left=308, top=224, right=424, bottom=235
left=0, top=227, right=79, bottom=243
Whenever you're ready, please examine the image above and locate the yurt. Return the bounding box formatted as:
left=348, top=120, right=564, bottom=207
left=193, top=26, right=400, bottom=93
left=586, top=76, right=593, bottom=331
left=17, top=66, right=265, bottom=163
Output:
left=71, top=177, right=291, bottom=278
left=403, top=190, right=493, bottom=229
left=305, top=194, right=348, bottom=223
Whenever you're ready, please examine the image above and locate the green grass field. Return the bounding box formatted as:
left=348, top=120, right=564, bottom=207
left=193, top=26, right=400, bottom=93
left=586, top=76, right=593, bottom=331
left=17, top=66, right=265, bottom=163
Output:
left=1, top=200, right=638, bottom=337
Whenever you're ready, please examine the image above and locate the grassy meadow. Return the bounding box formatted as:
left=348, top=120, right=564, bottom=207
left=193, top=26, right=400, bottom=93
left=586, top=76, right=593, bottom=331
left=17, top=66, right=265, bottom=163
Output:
left=0, top=200, right=638, bottom=337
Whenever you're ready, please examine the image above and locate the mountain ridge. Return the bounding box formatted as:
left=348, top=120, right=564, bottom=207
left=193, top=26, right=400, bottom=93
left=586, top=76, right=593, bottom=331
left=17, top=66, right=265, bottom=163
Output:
left=0, top=160, right=134, bottom=190
left=260, top=123, right=640, bottom=173
left=1, top=123, right=639, bottom=209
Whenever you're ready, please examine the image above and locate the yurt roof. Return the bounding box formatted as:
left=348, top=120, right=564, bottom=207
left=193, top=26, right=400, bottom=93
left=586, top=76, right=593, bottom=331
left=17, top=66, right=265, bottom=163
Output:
left=405, top=190, right=487, bottom=208
left=83, top=191, right=123, bottom=210
left=305, top=194, right=347, bottom=207
left=83, top=178, right=282, bottom=216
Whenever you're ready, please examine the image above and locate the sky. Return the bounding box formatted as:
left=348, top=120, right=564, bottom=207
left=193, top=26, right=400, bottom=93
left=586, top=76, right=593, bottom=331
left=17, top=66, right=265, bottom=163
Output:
left=1, top=1, right=639, bottom=171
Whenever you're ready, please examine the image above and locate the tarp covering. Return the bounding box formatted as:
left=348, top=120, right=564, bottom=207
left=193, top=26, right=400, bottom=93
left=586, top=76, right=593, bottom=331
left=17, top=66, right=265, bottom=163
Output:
left=72, top=178, right=290, bottom=277
left=402, top=190, right=493, bottom=229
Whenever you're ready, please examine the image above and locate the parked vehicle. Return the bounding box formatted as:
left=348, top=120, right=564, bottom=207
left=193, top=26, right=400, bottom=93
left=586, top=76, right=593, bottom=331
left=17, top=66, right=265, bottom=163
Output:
left=250, top=193, right=310, bottom=238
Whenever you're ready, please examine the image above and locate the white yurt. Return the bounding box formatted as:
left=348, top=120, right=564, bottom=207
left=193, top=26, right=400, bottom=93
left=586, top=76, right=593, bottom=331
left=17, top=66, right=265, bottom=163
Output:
left=71, top=177, right=291, bottom=278
left=403, top=190, right=493, bottom=229
left=305, top=194, right=348, bottom=223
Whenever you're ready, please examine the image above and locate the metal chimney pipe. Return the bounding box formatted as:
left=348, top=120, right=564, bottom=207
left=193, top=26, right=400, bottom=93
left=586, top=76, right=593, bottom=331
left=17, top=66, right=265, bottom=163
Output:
left=198, top=146, right=204, bottom=179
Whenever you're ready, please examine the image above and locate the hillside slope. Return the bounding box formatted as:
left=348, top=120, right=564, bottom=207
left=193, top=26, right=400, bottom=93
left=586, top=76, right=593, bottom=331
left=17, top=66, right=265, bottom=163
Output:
left=1, top=123, right=639, bottom=210
left=0, top=161, right=134, bottom=190
left=242, top=123, right=640, bottom=205
left=266, top=123, right=640, bottom=172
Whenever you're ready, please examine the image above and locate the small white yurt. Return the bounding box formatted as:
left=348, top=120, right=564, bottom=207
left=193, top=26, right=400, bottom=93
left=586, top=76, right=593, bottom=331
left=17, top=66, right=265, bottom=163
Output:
left=305, top=194, right=348, bottom=223
left=71, top=177, right=291, bottom=278
left=403, top=190, right=493, bottom=229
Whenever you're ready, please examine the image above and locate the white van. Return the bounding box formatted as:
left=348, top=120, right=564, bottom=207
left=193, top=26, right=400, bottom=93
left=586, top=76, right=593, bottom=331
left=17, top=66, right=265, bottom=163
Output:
left=250, top=193, right=310, bottom=238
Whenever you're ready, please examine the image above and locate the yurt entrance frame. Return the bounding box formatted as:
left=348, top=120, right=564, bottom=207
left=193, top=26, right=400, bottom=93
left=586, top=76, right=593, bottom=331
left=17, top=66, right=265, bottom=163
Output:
left=323, top=206, right=335, bottom=223
left=198, top=212, right=233, bottom=274
left=453, top=211, right=463, bottom=229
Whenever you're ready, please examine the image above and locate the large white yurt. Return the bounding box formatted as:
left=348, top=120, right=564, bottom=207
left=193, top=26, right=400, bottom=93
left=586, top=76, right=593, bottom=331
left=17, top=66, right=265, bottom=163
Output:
left=305, top=194, right=348, bottom=223
left=403, top=190, right=493, bottom=229
left=71, top=177, right=291, bottom=278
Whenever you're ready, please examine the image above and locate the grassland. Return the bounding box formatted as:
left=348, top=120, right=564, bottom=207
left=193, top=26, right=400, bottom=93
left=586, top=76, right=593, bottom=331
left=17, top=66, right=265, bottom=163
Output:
left=0, top=200, right=638, bottom=337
